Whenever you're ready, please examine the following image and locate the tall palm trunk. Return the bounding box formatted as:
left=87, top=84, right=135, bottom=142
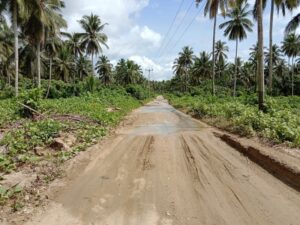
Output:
left=37, top=42, right=41, bottom=88
left=46, top=58, right=52, bottom=98
left=257, top=0, right=265, bottom=110
left=292, top=57, right=294, bottom=96
left=212, top=15, right=217, bottom=96
left=268, top=0, right=274, bottom=94
left=13, top=3, right=19, bottom=97
left=91, top=53, right=94, bottom=76
left=234, top=39, right=239, bottom=97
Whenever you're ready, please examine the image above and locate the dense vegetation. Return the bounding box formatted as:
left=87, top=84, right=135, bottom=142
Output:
left=0, top=0, right=299, bottom=212
left=167, top=90, right=300, bottom=147
left=0, top=85, right=150, bottom=173
left=154, top=1, right=300, bottom=148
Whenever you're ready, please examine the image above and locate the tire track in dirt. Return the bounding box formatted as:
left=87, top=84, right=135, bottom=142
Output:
left=22, top=97, right=300, bottom=225
left=138, top=136, right=155, bottom=171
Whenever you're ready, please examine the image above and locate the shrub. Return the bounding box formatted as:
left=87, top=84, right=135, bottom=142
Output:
left=126, top=85, right=148, bottom=100
left=17, top=88, right=43, bottom=118
left=0, top=85, right=14, bottom=99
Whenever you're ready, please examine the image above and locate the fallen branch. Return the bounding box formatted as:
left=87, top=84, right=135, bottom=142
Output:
left=16, top=102, right=47, bottom=118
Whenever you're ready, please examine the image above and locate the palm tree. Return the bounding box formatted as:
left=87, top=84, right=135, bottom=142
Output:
left=44, top=34, right=62, bottom=97
left=96, top=55, right=113, bottom=85
left=285, top=13, right=300, bottom=34
left=54, top=45, right=75, bottom=82
left=79, top=14, right=108, bottom=74
left=214, top=40, right=229, bottom=79
left=267, top=0, right=297, bottom=93
left=173, top=46, right=194, bottom=92
left=253, top=0, right=297, bottom=93
left=255, top=0, right=265, bottom=110
left=63, top=32, right=84, bottom=59
left=0, top=0, right=27, bottom=96
left=0, top=22, right=14, bottom=84
left=23, top=0, right=66, bottom=88
left=265, top=44, right=282, bottom=70
left=191, top=51, right=212, bottom=84
left=76, top=56, right=93, bottom=80
left=282, top=33, right=300, bottom=96
left=219, top=0, right=253, bottom=97
left=125, top=60, right=143, bottom=85
left=214, top=40, right=229, bottom=66
left=196, top=0, right=228, bottom=95
left=115, top=58, right=127, bottom=85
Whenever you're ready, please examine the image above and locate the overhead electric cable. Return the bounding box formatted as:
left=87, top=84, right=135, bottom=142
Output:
left=158, top=0, right=195, bottom=58
left=157, top=0, right=186, bottom=56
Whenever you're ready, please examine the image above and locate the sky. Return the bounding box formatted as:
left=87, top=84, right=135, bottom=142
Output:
left=62, top=0, right=299, bottom=81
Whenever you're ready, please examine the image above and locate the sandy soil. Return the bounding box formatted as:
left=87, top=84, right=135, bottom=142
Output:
left=21, top=97, right=300, bottom=225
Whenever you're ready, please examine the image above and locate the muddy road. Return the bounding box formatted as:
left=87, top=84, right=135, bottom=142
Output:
left=26, top=97, right=300, bottom=225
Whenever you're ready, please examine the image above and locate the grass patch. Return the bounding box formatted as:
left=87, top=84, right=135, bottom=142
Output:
left=167, top=94, right=300, bottom=147
left=0, top=87, right=144, bottom=174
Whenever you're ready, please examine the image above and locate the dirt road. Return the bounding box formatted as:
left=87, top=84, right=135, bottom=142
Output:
left=26, top=97, right=300, bottom=225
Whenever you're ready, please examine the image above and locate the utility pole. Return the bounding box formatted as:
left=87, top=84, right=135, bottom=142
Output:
left=145, top=68, right=153, bottom=98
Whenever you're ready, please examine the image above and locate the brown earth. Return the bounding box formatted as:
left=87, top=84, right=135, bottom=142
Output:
left=10, top=97, right=300, bottom=225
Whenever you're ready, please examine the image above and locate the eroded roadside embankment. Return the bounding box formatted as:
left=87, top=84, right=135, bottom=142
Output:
left=214, top=132, right=300, bottom=192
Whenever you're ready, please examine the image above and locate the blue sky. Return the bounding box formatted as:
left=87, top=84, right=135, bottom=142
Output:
left=62, top=0, right=299, bottom=80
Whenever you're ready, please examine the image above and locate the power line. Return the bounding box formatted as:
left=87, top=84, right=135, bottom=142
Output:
left=159, top=0, right=195, bottom=58
left=157, top=0, right=186, bottom=56
left=172, top=4, right=204, bottom=50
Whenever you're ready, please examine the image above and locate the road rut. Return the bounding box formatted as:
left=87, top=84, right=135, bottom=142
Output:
left=26, top=97, right=300, bottom=225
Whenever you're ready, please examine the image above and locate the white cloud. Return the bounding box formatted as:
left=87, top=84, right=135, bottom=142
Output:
left=140, top=26, right=162, bottom=48
left=62, top=0, right=167, bottom=80
left=129, top=55, right=173, bottom=81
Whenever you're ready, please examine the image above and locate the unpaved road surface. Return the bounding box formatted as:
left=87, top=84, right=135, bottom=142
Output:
left=26, top=97, right=300, bottom=225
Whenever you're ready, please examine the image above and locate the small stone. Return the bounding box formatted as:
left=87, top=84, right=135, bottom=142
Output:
left=24, top=195, right=30, bottom=201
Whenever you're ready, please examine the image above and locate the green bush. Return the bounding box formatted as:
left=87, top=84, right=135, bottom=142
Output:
left=126, top=85, right=148, bottom=100
left=17, top=88, right=43, bottom=118
left=167, top=94, right=300, bottom=147
left=1, top=119, right=61, bottom=156
left=0, top=85, right=14, bottom=99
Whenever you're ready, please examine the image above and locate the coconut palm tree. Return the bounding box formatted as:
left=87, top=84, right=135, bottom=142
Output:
left=63, top=32, right=84, bottom=59
left=214, top=40, right=229, bottom=66
left=254, top=0, right=265, bottom=110
left=173, top=46, right=194, bottom=92
left=191, top=51, right=212, bottom=84
left=267, top=0, right=297, bottom=93
left=265, top=44, right=283, bottom=70
left=0, top=23, right=14, bottom=84
left=282, top=33, right=300, bottom=96
left=114, top=58, right=127, bottom=85
left=285, top=13, right=300, bottom=34
left=253, top=0, right=297, bottom=93
left=125, top=60, right=143, bottom=85
left=23, top=0, right=67, bottom=88
left=214, top=40, right=228, bottom=79
left=76, top=56, right=93, bottom=80
left=0, top=0, right=27, bottom=96
left=54, top=45, right=75, bottom=82
left=96, top=55, right=113, bottom=85
left=79, top=14, right=108, bottom=73
left=196, top=0, right=229, bottom=95
left=44, top=34, right=62, bottom=97
left=219, top=0, right=253, bottom=97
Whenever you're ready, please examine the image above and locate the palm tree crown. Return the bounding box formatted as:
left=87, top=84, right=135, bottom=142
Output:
left=96, top=55, right=113, bottom=85
left=214, top=40, right=229, bottom=65
left=79, top=13, right=108, bottom=69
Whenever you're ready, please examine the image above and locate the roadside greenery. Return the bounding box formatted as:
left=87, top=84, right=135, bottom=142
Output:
left=0, top=86, right=149, bottom=175
left=167, top=92, right=300, bottom=147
